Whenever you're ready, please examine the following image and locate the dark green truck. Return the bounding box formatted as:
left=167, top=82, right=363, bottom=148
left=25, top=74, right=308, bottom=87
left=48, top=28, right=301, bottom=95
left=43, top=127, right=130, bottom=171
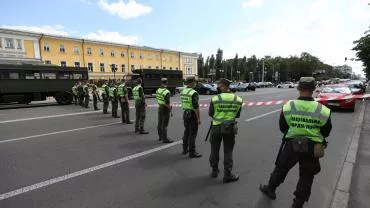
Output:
left=0, top=64, right=88, bottom=105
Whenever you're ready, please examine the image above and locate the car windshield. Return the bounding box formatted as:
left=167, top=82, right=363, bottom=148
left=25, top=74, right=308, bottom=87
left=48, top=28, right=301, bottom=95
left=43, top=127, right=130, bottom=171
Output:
left=322, top=86, right=351, bottom=94
left=203, top=84, right=212, bottom=88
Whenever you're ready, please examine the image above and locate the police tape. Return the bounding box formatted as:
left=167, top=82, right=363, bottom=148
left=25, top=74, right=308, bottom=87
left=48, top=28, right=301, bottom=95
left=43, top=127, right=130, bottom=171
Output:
left=145, top=93, right=370, bottom=108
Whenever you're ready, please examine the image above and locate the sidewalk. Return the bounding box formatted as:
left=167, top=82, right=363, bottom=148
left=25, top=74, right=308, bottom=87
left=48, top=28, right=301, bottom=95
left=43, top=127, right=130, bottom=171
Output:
left=348, top=98, right=370, bottom=208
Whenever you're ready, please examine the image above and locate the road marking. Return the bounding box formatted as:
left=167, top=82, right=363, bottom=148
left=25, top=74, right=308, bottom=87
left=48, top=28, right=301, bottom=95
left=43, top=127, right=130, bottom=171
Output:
left=245, top=109, right=281, bottom=122
left=0, top=141, right=182, bottom=201
left=0, top=122, right=120, bottom=144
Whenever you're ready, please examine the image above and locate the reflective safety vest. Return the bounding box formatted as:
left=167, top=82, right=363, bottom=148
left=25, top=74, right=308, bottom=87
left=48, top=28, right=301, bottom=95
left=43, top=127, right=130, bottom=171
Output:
left=109, top=87, right=115, bottom=98
left=180, top=87, right=197, bottom=110
left=72, top=86, right=77, bottom=95
left=101, top=84, right=109, bottom=95
left=118, top=84, right=126, bottom=97
left=133, top=84, right=143, bottom=101
left=156, top=88, right=170, bottom=105
left=283, top=100, right=331, bottom=143
left=211, top=93, right=242, bottom=125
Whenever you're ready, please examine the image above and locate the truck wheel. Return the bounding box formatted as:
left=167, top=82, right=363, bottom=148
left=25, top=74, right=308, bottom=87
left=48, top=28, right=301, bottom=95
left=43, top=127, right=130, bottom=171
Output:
left=55, top=92, right=72, bottom=105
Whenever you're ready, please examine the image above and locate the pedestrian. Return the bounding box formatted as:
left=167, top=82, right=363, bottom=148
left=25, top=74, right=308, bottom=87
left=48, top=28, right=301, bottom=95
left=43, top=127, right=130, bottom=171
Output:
left=72, top=82, right=78, bottom=105
left=77, top=82, right=84, bottom=106
left=83, top=82, right=90, bottom=108
left=110, top=82, right=120, bottom=118
left=118, top=79, right=133, bottom=124
left=208, top=78, right=242, bottom=183
left=133, top=78, right=148, bottom=134
left=259, top=77, right=332, bottom=208
left=101, top=81, right=110, bottom=114
left=90, top=81, right=101, bottom=111
left=156, top=78, right=174, bottom=143
left=180, top=76, right=202, bottom=158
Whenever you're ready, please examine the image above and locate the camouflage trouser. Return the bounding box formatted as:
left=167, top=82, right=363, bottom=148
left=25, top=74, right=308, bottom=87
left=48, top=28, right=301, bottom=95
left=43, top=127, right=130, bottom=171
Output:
left=120, top=99, right=130, bottom=123
left=157, top=106, right=170, bottom=140
left=135, top=102, right=146, bottom=131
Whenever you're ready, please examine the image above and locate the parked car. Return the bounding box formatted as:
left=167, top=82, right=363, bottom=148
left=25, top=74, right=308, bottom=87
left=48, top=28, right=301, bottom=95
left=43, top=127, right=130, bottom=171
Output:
left=344, top=80, right=366, bottom=95
left=237, top=83, right=256, bottom=91
left=194, top=83, right=218, bottom=95
left=317, top=84, right=357, bottom=112
left=229, top=83, right=238, bottom=92
left=175, top=84, right=186, bottom=94
left=277, top=82, right=294, bottom=88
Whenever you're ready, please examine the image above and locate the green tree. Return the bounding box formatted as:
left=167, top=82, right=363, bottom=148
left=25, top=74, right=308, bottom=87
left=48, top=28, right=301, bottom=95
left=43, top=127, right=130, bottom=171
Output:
left=197, top=53, right=204, bottom=78
left=215, top=49, right=223, bottom=80
left=353, top=33, right=370, bottom=78
left=204, top=56, right=210, bottom=79
left=232, top=54, right=238, bottom=81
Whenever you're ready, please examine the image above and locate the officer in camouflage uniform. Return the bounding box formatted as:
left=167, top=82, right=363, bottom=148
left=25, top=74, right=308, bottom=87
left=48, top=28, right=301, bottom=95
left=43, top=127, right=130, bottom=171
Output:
left=156, top=78, right=173, bottom=143
left=208, top=78, right=242, bottom=183
left=133, top=78, right=148, bottom=134
left=72, top=83, right=78, bottom=105
left=180, top=76, right=202, bottom=158
left=90, top=81, right=101, bottom=111
left=101, top=81, right=110, bottom=114
left=77, top=82, right=84, bottom=106
left=118, top=79, right=133, bottom=124
left=110, top=82, right=119, bottom=118
left=260, top=77, right=332, bottom=208
left=83, top=82, right=90, bottom=108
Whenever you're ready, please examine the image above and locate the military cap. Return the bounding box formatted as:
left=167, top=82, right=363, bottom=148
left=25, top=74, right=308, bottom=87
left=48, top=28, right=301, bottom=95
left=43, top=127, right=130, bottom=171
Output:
left=217, top=78, right=231, bottom=87
left=298, top=77, right=315, bottom=90
left=161, top=78, right=168, bottom=82
left=185, top=76, right=196, bottom=84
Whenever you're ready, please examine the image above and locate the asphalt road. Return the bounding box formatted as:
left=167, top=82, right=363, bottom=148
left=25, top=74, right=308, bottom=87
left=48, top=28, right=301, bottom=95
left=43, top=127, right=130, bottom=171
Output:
left=0, top=88, right=359, bottom=208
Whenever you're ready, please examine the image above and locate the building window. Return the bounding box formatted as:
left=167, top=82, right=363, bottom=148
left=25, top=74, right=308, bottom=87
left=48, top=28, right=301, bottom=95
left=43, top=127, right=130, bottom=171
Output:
left=100, top=63, right=105, bottom=72
left=131, top=65, right=135, bottom=71
left=111, top=50, right=115, bottom=57
left=74, top=62, right=80, bottom=68
left=130, top=52, right=134, bottom=58
left=88, top=63, right=93, bottom=72
left=99, top=48, right=104, bottom=56
left=148, top=66, right=152, bottom=69
left=156, top=66, right=159, bottom=69
left=45, top=60, right=51, bottom=64
left=140, top=53, right=144, bottom=59
left=60, top=44, right=65, bottom=53
left=120, top=51, right=125, bottom=57
left=148, top=53, right=152, bottom=60
left=16, top=39, right=22, bottom=50
left=156, top=54, right=159, bottom=60
left=73, top=46, right=80, bottom=54
left=5, top=38, right=14, bottom=49
left=176, top=67, right=179, bottom=70
left=44, top=43, right=50, bottom=52
left=87, top=48, right=92, bottom=55
left=121, top=64, right=126, bottom=73
left=170, top=67, right=173, bottom=70
left=111, top=64, right=117, bottom=72
left=163, top=67, right=166, bottom=69
left=60, top=61, right=67, bottom=67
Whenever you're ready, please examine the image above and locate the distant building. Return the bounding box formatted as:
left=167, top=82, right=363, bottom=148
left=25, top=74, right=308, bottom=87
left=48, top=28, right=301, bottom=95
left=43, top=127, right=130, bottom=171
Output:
left=333, top=64, right=352, bottom=75
left=0, top=28, right=198, bottom=79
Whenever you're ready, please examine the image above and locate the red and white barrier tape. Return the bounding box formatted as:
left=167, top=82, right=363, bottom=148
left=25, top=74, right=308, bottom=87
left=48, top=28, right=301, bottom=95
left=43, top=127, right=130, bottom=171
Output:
left=145, top=94, right=370, bottom=108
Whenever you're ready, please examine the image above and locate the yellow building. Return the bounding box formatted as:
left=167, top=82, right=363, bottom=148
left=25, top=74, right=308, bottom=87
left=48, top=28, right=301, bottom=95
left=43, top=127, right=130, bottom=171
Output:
left=0, top=28, right=197, bottom=79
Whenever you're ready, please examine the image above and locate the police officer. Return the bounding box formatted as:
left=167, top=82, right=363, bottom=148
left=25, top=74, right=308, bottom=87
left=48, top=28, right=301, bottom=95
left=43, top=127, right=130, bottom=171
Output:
left=83, top=82, right=90, bottom=108
left=180, top=76, right=202, bottom=158
left=77, top=82, right=84, bottom=106
left=156, top=78, right=173, bottom=143
left=118, top=79, right=133, bottom=124
left=101, top=81, right=110, bottom=114
left=133, top=78, right=148, bottom=134
left=72, top=83, right=78, bottom=105
left=259, top=77, right=332, bottom=208
left=110, top=81, right=120, bottom=118
left=208, top=78, right=242, bottom=183
left=90, top=81, right=101, bottom=111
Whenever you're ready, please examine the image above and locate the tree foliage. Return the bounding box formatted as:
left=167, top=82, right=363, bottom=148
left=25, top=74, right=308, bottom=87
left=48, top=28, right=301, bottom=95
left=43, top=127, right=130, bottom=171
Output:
left=353, top=33, right=370, bottom=79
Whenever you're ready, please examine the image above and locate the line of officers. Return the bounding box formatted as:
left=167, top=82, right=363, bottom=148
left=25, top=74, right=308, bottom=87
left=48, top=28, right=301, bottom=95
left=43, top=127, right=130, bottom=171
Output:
left=72, top=76, right=332, bottom=208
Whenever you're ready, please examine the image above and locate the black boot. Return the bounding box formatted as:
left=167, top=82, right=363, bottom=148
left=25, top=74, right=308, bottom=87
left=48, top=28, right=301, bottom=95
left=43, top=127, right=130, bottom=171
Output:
left=259, top=184, right=276, bottom=200
left=223, top=173, right=239, bottom=183
left=182, top=149, right=188, bottom=155
left=291, top=198, right=304, bottom=208
left=189, top=152, right=202, bottom=158
left=162, top=139, right=174, bottom=143
left=139, top=131, right=149, bottom=134
left=211, top=169, right=220, bottom=178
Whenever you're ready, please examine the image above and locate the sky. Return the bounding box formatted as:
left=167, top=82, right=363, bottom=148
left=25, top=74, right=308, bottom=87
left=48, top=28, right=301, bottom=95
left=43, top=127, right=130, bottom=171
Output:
left=1, top=0, right=369, bottom=75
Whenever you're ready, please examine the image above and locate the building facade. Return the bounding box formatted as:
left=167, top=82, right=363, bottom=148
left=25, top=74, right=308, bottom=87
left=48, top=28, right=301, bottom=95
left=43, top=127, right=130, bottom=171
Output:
left=0, top=28, right=197, bottom=79
left=0, top=28, right=41, bottom=64
left=333, top=64, right=352, bottom=75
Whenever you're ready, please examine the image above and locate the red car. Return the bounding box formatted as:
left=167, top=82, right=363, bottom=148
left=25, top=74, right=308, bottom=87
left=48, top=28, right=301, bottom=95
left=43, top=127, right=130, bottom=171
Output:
left=316, top=84, right=356, bottom=112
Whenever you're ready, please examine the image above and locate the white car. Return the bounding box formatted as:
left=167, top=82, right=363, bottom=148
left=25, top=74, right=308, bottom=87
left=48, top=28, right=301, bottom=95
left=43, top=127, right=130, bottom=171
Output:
left=277, top=82, right=294, bottom=88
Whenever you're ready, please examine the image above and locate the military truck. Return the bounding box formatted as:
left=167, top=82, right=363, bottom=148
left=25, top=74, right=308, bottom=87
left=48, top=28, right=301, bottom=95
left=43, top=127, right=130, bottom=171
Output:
left=125, top=69, right=183, bottom=97
left=0, top=64, right=88, bottom=105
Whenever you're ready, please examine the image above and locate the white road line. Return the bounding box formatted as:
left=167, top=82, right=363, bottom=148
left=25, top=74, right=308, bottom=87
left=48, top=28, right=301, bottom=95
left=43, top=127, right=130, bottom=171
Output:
left=245, top=109, right=281, bottom=122
left=0, top=141, right=182, bottom=201
left=0, top=122, right=120, bottom=144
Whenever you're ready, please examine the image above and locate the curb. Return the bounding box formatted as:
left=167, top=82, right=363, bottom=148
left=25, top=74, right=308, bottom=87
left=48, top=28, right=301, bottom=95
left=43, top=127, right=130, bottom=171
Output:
left=330, top=100, right=367, bottom=208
